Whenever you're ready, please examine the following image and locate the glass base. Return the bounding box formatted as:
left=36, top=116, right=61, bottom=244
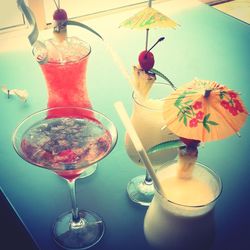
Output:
left=53, top=210, right=105, bottom=250
left=79, top=164, right=97, bottom=179
left=127, top=175, right=155, bottom=206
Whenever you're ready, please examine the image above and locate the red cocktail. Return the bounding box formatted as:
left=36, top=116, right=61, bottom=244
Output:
left=20, top=115, right=112, bottom=182
left=39, top=37, right=92, bottom=117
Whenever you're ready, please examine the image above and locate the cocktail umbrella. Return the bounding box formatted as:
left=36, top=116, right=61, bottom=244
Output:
left=155, top=78, right=249, bottom=179
left=119, top=0, right=178, bottom=98
left=163, top=79, right=248, bottom=143
left=119, top=0, right=178, bottom=50
left=119, top=5, right=178, bottom=30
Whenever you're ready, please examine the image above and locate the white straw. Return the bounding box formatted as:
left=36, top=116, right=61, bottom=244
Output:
left=114, top=101, right=165, bottom=195
left=104, top=42, right=134, bottom=89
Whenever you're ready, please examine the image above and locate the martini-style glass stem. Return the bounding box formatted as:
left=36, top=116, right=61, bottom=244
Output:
left=144, top=169, right=153, bottom=185
left=67, top=180, right=80, bottom=222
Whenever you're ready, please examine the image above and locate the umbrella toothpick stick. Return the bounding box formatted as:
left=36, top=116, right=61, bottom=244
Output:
left=145, top=29, right=149, bottom=51
left=114, top=101, right=165, bottom=196
left=145, top=0, right=152, bottom=51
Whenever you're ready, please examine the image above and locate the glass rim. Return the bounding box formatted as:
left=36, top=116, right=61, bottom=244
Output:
left=34, top=38, right=91, bottom=65
left=12, top=106, right=118, bottom=172
left=132, top=82, right=173, bottom=111
left=154, top=160, right=223, bottom=209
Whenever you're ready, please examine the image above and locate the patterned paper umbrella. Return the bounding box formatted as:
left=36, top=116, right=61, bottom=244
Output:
left=119, top=6, right=178, bottom=30
left=119, top=0, right=178, bottom=51
left=163, top=79, right=248, bottom=142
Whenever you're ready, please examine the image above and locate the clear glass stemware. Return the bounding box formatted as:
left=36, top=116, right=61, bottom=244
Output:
left=12, top=107, right=117, bottom=249
left=125, top=83, right=178, bottom=206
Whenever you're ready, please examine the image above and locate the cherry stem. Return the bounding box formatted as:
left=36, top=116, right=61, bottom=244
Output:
left=53, top=0, right=59, bottom=9
left=144, top=37, right=165, bottom=57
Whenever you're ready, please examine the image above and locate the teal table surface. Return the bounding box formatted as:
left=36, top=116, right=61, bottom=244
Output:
left=0, top=2, right=250, bottom=250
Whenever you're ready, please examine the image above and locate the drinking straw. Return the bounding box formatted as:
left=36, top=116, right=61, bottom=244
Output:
left=17, top=0, right=39, bottom=45
left=114, top=101, right=165, bottom=195
left=105, top=42, right=134, bottom=89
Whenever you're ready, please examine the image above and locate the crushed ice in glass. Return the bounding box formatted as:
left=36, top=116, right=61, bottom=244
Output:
left=43, top=37, right=90, bottom=64
left=21, top=117, right=111, bottom=170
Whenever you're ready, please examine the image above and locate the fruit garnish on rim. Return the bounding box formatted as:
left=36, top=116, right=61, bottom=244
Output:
left=52, top=0, right=68, bottom=42
left=133, top=66, right=156, bottom=98
left=133, top=36, right=176, bottom=98
left=53, top=7, right=68, bottom=42
left=148, top=136, right=201, bottom=180
left=176, top=137, right=201, bottom=179
left=53, top=8, right=68, bottom=31
left=138, top=37, right=165, bottom=72
left=52, top=0, right=103, bottom=42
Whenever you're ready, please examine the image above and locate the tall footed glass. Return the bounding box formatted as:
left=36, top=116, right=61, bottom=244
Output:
left=12, top=107, right=117, bottom=249
left=125, top=83, right=178, bottom=206
left=33, top=37, right=96, bottom=178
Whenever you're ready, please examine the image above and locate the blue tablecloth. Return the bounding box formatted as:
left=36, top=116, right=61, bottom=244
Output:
left=0, top=2, right=249, bottom=249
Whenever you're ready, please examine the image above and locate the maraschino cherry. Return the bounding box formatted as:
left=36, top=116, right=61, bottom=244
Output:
left=53, top=8, right=68, bottom=21
left=138, top=50, right=154, bottom=71
left=53, top=8, right=68, bottom=35
left=138, top=37, right=165, bottom=71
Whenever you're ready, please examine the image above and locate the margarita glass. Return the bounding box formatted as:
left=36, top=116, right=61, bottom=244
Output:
left=125, top=83, right=178, bottom=206
left=12, top=107, right=117, bottom=249
left=144, top=160, right=222, bottom=249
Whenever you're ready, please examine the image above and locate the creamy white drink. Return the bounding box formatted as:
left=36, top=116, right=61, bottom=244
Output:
left=144, top=161, right=222, bottom=249
left=125, top=84, right=178, bottom=167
